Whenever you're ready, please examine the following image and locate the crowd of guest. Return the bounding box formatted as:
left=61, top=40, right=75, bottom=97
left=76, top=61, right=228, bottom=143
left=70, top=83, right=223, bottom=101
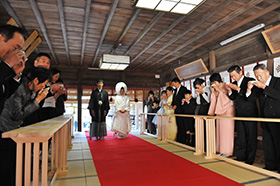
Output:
left=146, top=64, right=280, bottom=173
left=0, top=25, right=67, bottom=185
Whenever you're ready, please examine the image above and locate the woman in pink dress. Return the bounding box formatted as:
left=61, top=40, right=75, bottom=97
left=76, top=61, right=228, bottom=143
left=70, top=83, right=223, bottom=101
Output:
left=208, top=73, right=235, bottom=157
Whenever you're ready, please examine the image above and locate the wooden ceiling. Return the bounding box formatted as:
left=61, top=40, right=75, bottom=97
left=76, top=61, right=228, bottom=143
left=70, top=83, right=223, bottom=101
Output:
left=1, top=0, right=280, bottom=87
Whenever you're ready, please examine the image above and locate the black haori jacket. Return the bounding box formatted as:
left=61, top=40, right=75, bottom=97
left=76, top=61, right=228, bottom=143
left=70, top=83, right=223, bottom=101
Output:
left=88, top=88, right=110, bottom=123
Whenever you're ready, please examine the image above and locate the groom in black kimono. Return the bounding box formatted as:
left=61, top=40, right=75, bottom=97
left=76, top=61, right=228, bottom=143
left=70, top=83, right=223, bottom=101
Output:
left=88, top=79, right=110, bottom=140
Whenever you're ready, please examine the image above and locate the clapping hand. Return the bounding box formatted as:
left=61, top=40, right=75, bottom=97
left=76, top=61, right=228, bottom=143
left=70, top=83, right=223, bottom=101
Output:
left=228, top=83, right=240, bottom=92
left=4, top=50, right=27, bottom=75
left=247, top=81, right=255, bottom=92
left=253, top=81, right=266, bottom=89
left=35, top=87, right=49, bottom=104
left=225, top=84, right=232, bottom=93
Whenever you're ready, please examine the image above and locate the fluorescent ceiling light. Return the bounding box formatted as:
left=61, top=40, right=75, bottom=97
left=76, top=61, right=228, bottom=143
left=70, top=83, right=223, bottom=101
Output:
left=135, top=0, right=205, bottom=15
left=220, top=23, right=265, bottom=46
left=156, top=0, right=177, bottom=12
left=136, top=0, right=161, bottom=9
left=100, top=63, right=111, bottom=69
left=181, top=0, right=204, bottom=5
left=99, top=54, right=130, bottom=70
left=171, top=3, right=195, bottom=14
left=109, top=64, right=119, bottom=70
left=116, top=64, right=129, bottom=70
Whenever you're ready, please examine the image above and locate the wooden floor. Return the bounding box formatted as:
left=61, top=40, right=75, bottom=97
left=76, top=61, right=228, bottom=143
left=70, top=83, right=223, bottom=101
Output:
left=54, top=130, right=280, bottom=186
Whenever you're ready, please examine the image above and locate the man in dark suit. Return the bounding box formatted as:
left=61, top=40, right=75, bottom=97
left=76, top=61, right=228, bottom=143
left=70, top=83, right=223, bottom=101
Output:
left=0, top=25, right=26, bottom=114
left=171, top=77, right=188, bottom=144
left=0, top=25, right=26, bottom=186
left=227, top=65, right=258, bottom=165
left=247, top=64, right=280, bottom=172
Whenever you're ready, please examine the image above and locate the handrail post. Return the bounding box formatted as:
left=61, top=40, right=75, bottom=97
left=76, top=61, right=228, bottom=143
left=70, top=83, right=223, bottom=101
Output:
left=157, top=115, right=162, bottom=140
left=205, top=118, right=216, bottom=159
left=140, top=114, right=145, bottom=134
left=194, top=117, right=205, bottom=155
left=161, top=115, right=169, bottom=142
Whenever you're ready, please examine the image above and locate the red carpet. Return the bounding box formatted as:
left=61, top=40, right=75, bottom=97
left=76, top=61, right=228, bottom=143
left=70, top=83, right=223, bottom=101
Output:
left=86, top=131, right=242, bottom=186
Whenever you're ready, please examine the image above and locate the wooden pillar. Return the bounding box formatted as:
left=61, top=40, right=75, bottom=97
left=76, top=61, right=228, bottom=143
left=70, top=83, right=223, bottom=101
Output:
left=267, top=58, right=274, bottom=75
left=77, top=84, right=82, bottom=132
left=209, top=50, right=216, bottom=70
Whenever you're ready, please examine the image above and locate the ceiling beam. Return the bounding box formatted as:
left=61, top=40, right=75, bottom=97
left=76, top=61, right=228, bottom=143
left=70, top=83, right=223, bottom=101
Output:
left=193, top=3, right=280, bottom=51
left=29, top=0, right=59, bottom=65
left=130, top=14, right=186, bottom=68
left=134, top=0, right=235, bottom=70
left=114, top=8, right=141, bottom=49
left=124, top=11, right=165, bottom=55
left=57, top=0, right=71, bottom=66
left=91, top=0, right=120, bottom=67
left=1, top=0, right=25, bottom=29
left=80, top=0, right=92, bottom=66
left=147, top=0, right=264, bottom=71
left=159, top=3, right=280, bottom=73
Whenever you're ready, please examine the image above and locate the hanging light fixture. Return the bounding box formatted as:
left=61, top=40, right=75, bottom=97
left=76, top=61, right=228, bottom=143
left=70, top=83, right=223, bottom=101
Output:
left=99, top=54, right=130, bottom=70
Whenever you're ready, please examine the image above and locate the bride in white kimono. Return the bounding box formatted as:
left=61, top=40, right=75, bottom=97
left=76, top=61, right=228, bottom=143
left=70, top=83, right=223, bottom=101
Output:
left=111, top=82, right=132, bottom=139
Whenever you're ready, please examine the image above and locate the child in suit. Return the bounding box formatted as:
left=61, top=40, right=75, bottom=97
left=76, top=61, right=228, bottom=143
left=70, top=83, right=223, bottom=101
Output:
left=182, top=90, right=197, bottom=146
left=149, top=100, right=160, bottom=134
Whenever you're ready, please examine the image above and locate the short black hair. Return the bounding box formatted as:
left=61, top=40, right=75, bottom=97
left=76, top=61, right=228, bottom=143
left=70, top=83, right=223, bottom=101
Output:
left=171, top=77, right=181, bottom=83
left=210, top=73, right=223, bottom=83
left=193, top=78, right=205, bottom=87
left=166, top=86, right=173, bottom=92
left=184, top=89, right=192, bottom=95
left=148, top=90, right=154, bottom=95
left=97, top=79, right=104, bottom=83
left=26, top=67, right=51, bottom=84
left=228, top=65, right=242, bottom=73
left=0, top=25, right=25, bottom=42
left=161, top=90, right=167, bottom=96
left=50, top=68, right=61, bottom=76
left=253, top=64, right=267, bottom=71
left=153, top=100, right=159, bottom=105
left=35, top=53, right=51, bottom=61
left=56, top=78, right=64, bottom=84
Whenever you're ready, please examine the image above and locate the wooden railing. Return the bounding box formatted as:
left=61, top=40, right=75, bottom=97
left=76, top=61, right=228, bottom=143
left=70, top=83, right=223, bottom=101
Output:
left=2, top=115, right=73, bottom=186
left=140, top=113, right=280, bottom=179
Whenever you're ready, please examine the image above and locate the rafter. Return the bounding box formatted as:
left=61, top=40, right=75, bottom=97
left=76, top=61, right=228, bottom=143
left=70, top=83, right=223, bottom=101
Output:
left=91, top=0, right=120, bottom=67
left=159, top=3, right=280, bottom=73
left=147, top=0, right=264, bottom=71
left=29, top=0, right=59, bottom=65
left=57, top=0, right=71, bottom=66
left=134, top=0, right=235, bottom=70
left=124, top=11, right=164, bottom=55
left=193, top=3, right=280, bottom=51
left=130, top=14, right=186, bottom=69
left=115, top=8, right=141, bottom=49
left=1, top=0, right=25, bottom=28
left=80, top=0, right=92, bottom=66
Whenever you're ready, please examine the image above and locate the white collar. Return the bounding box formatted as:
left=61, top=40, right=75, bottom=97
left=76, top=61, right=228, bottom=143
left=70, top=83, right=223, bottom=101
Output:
left=265, top=75, right=272, bottom=86
left=237, top=75, right=244, bottom=87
